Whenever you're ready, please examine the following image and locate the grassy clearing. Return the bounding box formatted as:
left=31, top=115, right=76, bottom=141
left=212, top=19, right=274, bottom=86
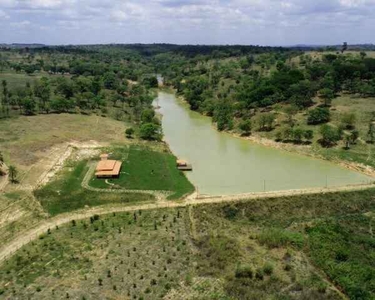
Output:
left=90, top=146, right=194, bottom=199
left=0, top=72, right=43, bottom=89
left=0, top=113, right=128, bottom=167
left=0, top=209, right=193, bottom=300
left=35, top=160, right=154, bottom=216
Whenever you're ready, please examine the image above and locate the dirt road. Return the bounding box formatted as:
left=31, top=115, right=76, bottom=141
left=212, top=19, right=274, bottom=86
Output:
left=1, top=182, right=374, bottom=266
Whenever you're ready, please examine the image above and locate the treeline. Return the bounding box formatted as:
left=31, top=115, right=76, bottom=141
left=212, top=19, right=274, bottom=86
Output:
left=159, top=49, right=375, bottom=147
left=3, top=75, right=155, bottom=115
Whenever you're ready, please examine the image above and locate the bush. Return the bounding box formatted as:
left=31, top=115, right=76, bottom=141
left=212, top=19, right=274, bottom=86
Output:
left=319, top=124, right=342, bottom=147
left=125, top=128, right=135, bottom=138
left=307, top=107, right=330, bottom=125
left=255, top=268, right=264, bottom=280
left=263, top=263, right=274, bottom=275
left=139, top=123, right=163, bottom=141
left=341, top=112, right=356, bottom=129
left=235, top=265, right=253, bottom=279
left=258, top=228, right=304, bottom=249
left=239, top=119, right=252, bottom=136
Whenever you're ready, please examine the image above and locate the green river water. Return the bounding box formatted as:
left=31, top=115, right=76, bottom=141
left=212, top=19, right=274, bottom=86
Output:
left=156, top=91, right=372, bottom=196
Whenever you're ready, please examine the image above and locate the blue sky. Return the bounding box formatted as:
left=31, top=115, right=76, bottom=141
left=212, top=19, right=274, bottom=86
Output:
left=0, top=0, right=374, bottom=45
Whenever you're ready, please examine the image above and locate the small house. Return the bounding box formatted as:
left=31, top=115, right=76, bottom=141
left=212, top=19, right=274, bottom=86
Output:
left=95, top=154, right=122, bottom=178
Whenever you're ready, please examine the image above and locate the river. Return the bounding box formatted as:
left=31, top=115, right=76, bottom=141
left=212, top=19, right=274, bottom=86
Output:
left=155, top=91, right=372, bottom=196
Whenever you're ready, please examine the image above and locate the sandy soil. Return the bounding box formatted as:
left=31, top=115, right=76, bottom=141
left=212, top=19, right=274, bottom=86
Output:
left=36, top=141, right=103, bottom=188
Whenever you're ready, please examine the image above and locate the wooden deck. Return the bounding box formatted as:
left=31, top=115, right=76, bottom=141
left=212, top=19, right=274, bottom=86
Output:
left=178, top=164, right=193, bottom=171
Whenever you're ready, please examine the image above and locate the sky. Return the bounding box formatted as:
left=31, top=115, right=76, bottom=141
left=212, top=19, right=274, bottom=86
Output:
left=0, top=0, right=374, bottom=46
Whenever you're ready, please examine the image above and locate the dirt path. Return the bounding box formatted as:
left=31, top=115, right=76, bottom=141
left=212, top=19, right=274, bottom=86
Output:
left=1, top=182, right=374, bottom=266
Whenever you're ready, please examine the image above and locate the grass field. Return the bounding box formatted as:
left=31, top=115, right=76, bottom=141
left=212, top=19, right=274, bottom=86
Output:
left=0, top=113, right=128, bottom=167
left=90, top=146, right=195, bottom=199
left=35, top=160, right=154, bottom=216
left=0, top=71, right=44, bottom=89
left=3, top=188, right=375, bottom=299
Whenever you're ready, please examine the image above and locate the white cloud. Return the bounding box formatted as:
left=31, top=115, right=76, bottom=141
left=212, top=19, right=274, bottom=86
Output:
left=0, top=8, right=9, bottom=18
left=0, top=0, right=375, bottom=44
left=10, top=20, right=31, bottom=27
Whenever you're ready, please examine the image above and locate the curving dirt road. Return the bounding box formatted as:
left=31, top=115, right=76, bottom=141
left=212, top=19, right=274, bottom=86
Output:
left=0, top=182, right=374, bottom=266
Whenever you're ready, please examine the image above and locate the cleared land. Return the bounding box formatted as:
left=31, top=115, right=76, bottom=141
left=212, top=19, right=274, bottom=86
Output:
left=0, top=209, right=193, bottom=300
left=89, top=146, right=195, bottom=199
left=2, top=188, right=375, bottom=299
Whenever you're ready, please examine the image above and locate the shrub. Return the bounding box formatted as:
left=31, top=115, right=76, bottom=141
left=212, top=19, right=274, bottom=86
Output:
left=139, top=123, right=163, bottom=141
left=258, top=228, right=304, bottom=249
left=319, top=124, right=342, bottom=147
left=239, top=119, right=252, bottom=136
left=235, top=265, right=253, bottom=279
left=307, top=107, right=330, bottom=125
left=125, top=128, right=135, bottom=138
left=341, top=112, right=356, bottom=129
left=255, top=268, right=264, bottom=280
left=263, top=263, right=274, bottom=275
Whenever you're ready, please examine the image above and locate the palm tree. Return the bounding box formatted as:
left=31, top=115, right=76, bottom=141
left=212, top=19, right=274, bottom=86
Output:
left=8, top=165, right=18, bottom=183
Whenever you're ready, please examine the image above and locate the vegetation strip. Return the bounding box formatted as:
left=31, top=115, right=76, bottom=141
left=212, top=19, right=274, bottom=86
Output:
left=1, top=183, right=374, bottom=267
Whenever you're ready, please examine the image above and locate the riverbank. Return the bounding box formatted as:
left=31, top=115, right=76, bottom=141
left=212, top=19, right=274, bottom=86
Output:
left=232, top=131, right=375, bottom=178
left=168, top=90, right=375, bottom=179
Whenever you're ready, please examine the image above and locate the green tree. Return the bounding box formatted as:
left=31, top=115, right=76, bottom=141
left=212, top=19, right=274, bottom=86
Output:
left=257, top=113, right=275, bottom=131
left=284, top=105, right=298, bottom=126
left=141, top=109, right=156, bottom=123
left=341, top=42, right=348, bottom=54
left=303, top=130, right=314, bottom=142
left=142, top=76, right=158, bottom=88
left=341, top=113, right=356, bottom=130
left=368, top=122, right=375, bottom=143
left=103, top=72, right=119, bottom=90
left=34, top=77, right=51, bottom=112
left=213, top=100, right=233, bottom=131
left=319, top=88, right=335, bottom=107
left=238, top=119, right=251, bottom=136
left=292, top=127, right=304, bottom=143
left=1, top=79, right=7, bottom=102
left=8, top=165, right=18, bottom=183
left=22, top=97, right=36, bottom=115
left=125, top=128, right=135, bottom=139
left=307, top=107, right=330, bottom=125
left=319, top=124, right=341, bottom=147
left=139, top=123, right=162, bottom=141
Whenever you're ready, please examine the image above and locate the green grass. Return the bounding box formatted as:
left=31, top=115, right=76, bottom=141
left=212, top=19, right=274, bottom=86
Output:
left=0, top=71, right=43, bottom=89
left=191, top=188, right=375, bottom=299
left=307, top=216, right=375, bottom=300
left=90, top=146, right=194, bottom=199
left=35, top=160, right=154, bottom=216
